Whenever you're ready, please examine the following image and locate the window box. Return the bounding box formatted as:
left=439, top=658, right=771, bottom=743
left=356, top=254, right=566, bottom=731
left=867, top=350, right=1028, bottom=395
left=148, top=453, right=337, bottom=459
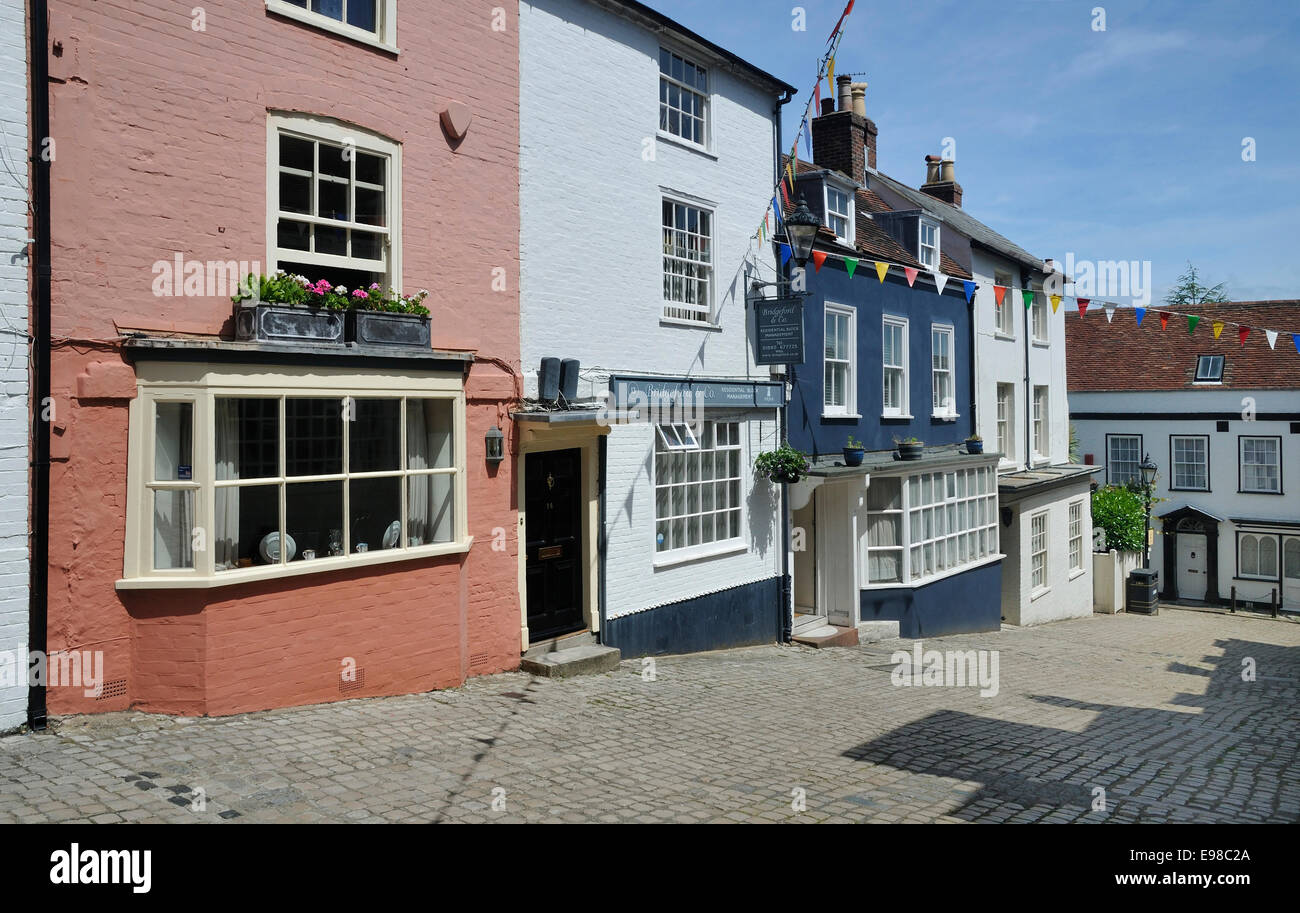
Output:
left=347, top=309, right=431, bottom=348
left=235, top=302, right=345, bottom=345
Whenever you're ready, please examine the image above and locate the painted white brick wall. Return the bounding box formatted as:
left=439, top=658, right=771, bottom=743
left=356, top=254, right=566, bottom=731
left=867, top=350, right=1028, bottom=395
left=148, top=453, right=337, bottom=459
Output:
left=0, top=0, right=28, bottom=731
left=1002, top=482, right=1093, bottom=625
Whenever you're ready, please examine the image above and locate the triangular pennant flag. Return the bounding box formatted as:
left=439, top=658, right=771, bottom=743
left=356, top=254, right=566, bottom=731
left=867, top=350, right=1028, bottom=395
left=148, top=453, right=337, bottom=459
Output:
left=1050, top=294, right=1062, bottom=313
left=1022, top=289, right=1035, bottom=310
left=993, top=285, right=1007, bottom=307
left=778, top=179, right=790, bottom=208
left=1134, top=307, right=1146, bottom=326
left=772, top=197, right=783, bottom=226
left=813, top=80, right=821, bottom=115
left=1077, top=298, right=1090, bottom=318
left=812, top=250, right=827, bottom=272
left=933, top=274, right=948, bottom=296
left=1238, top=326, right=1250, bottom=346
left=1293, top=333, right=1300, bottom=355
left=844, top=257, right=858, bottom=279
left=802, top=119, right=811, bottom=158
left=1187, top=315, right=1199, bottom=335
left=779, top=243, right=792, bottom=267
left=827, top=57, right=835, bottom=96
left=1212, top=321, right=1224, bottom=339
left=827, top=0, right=855, bottom=41
left=962, top=280, right=977, bottom=304
left=785, top=159, right=795, bottom=192
left=1104, top=303, right=1116, bottom=323
left=1266, top=329, right=1279, bottom=349
left=874, top=261, right=889, bottom=283
left=903, top=267, right=918, bottom=287
left=1159, top=312, right=1169, bottom=330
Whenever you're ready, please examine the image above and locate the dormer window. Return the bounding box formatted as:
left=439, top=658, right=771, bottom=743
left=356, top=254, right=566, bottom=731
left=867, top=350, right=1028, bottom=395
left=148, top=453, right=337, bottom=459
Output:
left=1195, top=354, right=1224, bottom=383
left=918, top=218, right=940, bottom=270
left=825, top=184, right=854, bottom=244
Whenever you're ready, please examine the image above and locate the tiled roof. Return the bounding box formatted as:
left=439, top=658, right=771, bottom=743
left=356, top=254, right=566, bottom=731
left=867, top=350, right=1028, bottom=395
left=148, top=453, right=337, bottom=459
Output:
left=1065, top=300, right=1300, bottom=392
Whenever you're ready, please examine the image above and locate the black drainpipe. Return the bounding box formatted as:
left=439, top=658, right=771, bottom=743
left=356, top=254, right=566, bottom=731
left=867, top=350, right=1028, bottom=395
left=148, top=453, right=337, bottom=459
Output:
left=773, top=86, right=794, bottom=644
left=28, top=0, right=51, bottom=731
left=597, top=434, right=607, bottom=643
left=967, top=285, right=977, bottom=436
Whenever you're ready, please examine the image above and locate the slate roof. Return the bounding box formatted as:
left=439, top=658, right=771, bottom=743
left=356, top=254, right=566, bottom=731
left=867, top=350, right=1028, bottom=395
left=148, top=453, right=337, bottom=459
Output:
left=1065, top=300, right=1300, bottom=392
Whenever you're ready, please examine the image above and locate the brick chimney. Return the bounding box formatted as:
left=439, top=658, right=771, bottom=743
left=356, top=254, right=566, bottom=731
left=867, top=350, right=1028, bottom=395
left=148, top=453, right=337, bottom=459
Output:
left=920, top=155, right=963, bottom=207
left=811, top=75, right=878, bottom=180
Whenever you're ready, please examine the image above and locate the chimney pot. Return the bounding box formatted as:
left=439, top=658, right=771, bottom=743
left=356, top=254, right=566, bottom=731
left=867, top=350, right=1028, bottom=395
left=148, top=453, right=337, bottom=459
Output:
left=940, top=159, right=956, bottom=183
left=925, top=156, right=941, bottom=184
left=820, top=98, right=835, bottom=117
left=850, top=83, right=867, bottom=118
left=837, top=75, right=852, bottom=112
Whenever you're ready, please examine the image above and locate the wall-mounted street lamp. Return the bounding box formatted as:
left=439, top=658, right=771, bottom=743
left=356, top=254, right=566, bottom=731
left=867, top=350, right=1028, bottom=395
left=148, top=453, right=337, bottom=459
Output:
left=784, top=196, right=821, bottom=269
left=1139, top=452, right=1157, bottom=569
left=485, top=425, right=505, bottom=465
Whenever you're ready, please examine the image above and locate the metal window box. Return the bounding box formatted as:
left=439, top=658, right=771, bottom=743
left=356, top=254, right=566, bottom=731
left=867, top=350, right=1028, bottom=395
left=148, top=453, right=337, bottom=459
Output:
left=235, top=303, right=344, bottom=345
left=346, top=310, right=432, bottom=349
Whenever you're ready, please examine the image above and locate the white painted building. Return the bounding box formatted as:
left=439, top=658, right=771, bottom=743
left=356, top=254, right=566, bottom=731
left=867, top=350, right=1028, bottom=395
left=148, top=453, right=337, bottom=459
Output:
left=516, top=0, right=793, bottom=655
left=1068, top=302, right=1300, bottom=612
left=0, top=0, right=29, bottom=731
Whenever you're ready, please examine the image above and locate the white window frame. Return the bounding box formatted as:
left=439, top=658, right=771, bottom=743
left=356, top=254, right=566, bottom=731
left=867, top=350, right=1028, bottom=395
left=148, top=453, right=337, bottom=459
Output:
left=1032, top=386, right=1049, bottom=461
left=1194, top=354, right=1225, bottom=383
left=1171, top=435, right=1209, bottom=491
left=1068, top=500, right=1084, bottom=573
left=120, top=363, right=469, bottom=589
left=996, top=383, right=1015, bottom=462
left=1240, top=436, right=1282, bottom=494
left=882, top=316, right=909, bottom=418
left=267, top=112, right=401, bottom=291
left=823, top=303, right=856, bottom=417
left=661, top=195, right=715, bottom=324
left=1107, top=434, right=1141, bottom=486
left=930, top=324, right=955, bottom=418
left=655, top=422, right=699, bottom=451
left=266, top=1, right=399, bottom=55
left=994, top=271, right=1015, bottom=338
left=1031, top=289, right=1048, bottom=343
left=1238, top=532, right=1279, bottom=581
left=824, top=182, right=854, bottom=245
left=658, top=47, right=710, bottom=150
left=887, top=466, right=999, bottom=587
left=654, top=420, right=745, bottom=562
left=1030, top=511, right=1048, bottom=592
left=918, top=218, right=940, bottom=271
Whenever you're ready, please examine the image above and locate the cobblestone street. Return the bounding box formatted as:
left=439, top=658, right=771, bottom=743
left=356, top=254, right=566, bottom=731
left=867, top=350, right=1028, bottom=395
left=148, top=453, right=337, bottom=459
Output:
left=2, top=607, right=1297, bottom=824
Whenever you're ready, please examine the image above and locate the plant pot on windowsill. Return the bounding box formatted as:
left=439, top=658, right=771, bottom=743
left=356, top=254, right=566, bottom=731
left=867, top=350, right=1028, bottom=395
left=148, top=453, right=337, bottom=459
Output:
left=965, top=437, right=984, bottom=455
left=842, top=446, right=865, bottom=467
left=235, top=302, right=344, bottom=345
left=896, top=440, right=924, bottom=461
left=346, top=308, right=432, bottom=349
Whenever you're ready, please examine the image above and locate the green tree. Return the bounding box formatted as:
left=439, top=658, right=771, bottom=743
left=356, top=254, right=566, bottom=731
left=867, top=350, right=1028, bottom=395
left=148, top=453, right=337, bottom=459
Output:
left=1091, top=485, right=1146, bottom=553
left=1163, top=262, right=1229, bottom=308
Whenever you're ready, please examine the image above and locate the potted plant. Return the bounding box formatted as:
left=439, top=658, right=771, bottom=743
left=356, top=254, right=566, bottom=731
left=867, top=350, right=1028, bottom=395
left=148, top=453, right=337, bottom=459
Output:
left=895, top=436, right=924, bottom=461
left=345, top=284, right=432, bottom=349
left=754, top=444, right=811, bottom=485
left=843, top=434, right=866, bottom=467
left=965, top=434, right=984, bottom=455
left=231, top=272, right=346, bottom=345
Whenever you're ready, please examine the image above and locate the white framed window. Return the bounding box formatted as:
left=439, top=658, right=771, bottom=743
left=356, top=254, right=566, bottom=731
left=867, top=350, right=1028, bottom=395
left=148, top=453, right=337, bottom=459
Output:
left=1240, top=436, right=1281, bottom=493
left=1107, top=434, right=1141, bottom=485
left=1032, top=386, right=1049, bottom=460
left=655, top=423, right=699, bottom=451
left=918, top=218, right=940, bottom=270
left=1195, top=355, right=1224, bottom=383
left=824, top=304, right=856, bottom=416
left=996, top=383, right=1014, bottom=460
left=1030, top=511, right=1048, bottom=591
left=899, top=466, right=1000, bottom=585
left=662, top=197, right=714, bottom=323
left=122, top=365, right=467, bottom=588
left=655, top=421, right=743, bottom=556
left=1238, top=533, right=1278, bottom=580
left=864, top=477, right=904, bottom=584
left=268, top=112, right=400, bottom=292
left=994, top=271, right=1015, bottom=337
left=1031, top=289, right=1048, bottom=342
left=1068, top=500, right=1084, bottom=572
left=1171, top=435, right=1209, bottom=491
left=659, top=48, right=709, bottom=148
left=882, top=316, right=909, bottom=417
left=931, top=324, right=955, bottom=417
left=268, top=0, right=398, bottom=52
left=825, top=184, right=853, bottom=243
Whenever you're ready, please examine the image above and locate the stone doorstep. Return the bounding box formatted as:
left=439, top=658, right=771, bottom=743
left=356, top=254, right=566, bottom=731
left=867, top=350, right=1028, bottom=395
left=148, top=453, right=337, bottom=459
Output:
left=523, top=628, right=596, bottom=661
left=792, top=613, right=827, bottom=637
left=792, top=624, right=859, bottom=649
left=519, top=645, right=622, bottom=679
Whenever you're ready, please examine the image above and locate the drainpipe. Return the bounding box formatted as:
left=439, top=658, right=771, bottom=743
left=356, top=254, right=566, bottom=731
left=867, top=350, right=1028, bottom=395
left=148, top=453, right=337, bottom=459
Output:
left=597, top=434, right=607, bottom=642
left=967, top=286, right=977, bottom=438
left=773, top=87, right=794, bottom=644
left=27, top=0, right=51, bottom=731
left=1022, top=268, right=1032, bottom=470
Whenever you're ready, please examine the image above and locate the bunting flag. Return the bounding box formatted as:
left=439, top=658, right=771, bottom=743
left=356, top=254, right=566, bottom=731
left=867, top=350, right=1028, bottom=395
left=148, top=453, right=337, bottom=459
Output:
left=779, top=243, right=792, bottom=267
left=993, top=285, right=1007, bottom=307
left=933, top=274, right=948, bottom=297
left=1050, top=294, right=1062, bottom=313
left=1266, top=329, right=1279, bottom=349
left=1294, top=334, right=1300, bottom=355
left=1213, top=321, right=1224, bottom=339
left=785, top=159, right=796, bottom=193
left=1239, top=326, right=1250, bottom=346
left=875, top=261, right=889, bottom=283
left=962, top=280, right=977, bottom=304
left=844, top=256, right=858, bottom=279
left=802, top=119, right=811, bottom=158
left=1077, top=298, right=1090, bottom=318
left=1187, top=315, right=1199, bottom=335
left=903, top=267, right=918, bottom=287
left=772, top=196, right=783, bottom=226
left=1135, top=307, right=1146, bottom=326
left=778, top=178, right=790, bottom=209
left=1104, top=302, right=1116, bottom=323
left=1022, top=289, right=1034, bottom=310
left=1159, top=312, right=1170, bottom=331
left=813, top=80, right=821, bottom=115
left=812, top=250, right=827, bottom=272
left=827, top=0, right=855, bottom=42
left=827, top=56, right=835, bottom=96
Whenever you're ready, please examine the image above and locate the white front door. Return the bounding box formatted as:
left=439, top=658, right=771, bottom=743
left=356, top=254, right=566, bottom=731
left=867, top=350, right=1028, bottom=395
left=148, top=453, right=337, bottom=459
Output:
left=1177, top=533, right=1207, bottom=600
left=815, top=482, right=858, bottom=628
left=1284, top=536, right=1300, bottom=610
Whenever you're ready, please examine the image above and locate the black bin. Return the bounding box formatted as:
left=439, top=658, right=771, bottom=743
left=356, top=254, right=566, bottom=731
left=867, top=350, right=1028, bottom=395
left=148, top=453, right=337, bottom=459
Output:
left=1126, top=568, right=1160, bottom=615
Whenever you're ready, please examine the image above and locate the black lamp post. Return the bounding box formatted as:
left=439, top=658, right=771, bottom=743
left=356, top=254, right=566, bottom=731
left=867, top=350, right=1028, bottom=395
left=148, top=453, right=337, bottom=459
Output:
left=1139, top=453, right=1157, bottom=569
left=784, top=196, right=821, bottom=269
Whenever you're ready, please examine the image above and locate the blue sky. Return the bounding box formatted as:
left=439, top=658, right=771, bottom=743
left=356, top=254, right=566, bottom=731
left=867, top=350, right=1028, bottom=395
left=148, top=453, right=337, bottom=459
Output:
left=649, top=0, right=1300, bottom=302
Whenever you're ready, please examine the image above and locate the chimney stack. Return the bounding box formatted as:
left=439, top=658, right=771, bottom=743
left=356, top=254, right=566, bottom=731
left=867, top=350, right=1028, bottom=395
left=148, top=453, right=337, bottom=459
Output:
left=920, top=155, right=963, bottom=208
left=811, top=72, right=878, bottom=179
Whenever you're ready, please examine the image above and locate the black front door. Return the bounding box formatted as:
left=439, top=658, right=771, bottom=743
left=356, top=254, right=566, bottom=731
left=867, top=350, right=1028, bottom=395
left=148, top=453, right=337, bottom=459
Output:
left=525, top=448, right=584, bottom=639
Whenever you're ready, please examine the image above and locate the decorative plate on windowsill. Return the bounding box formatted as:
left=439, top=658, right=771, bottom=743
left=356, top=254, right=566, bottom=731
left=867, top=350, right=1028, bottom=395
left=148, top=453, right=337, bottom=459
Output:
left=259, top=531, right=297, bottom=564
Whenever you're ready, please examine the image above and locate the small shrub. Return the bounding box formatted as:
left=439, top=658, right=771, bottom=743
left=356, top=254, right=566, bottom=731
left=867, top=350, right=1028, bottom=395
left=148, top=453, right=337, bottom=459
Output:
left=1091, top=485, right=1146, bottom=552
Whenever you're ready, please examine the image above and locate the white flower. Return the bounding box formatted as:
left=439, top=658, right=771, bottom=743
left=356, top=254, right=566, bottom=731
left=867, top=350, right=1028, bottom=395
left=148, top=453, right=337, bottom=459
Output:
left=333, top=285, right=346, bottom=294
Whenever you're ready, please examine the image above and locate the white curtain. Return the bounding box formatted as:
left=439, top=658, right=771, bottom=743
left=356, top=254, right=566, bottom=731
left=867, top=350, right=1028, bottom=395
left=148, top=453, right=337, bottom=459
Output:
left=406, top=400, right=454, bottom=545
left=153, top=403, right=194, bottom=569
left=214, top=400, right=240, bottom=570
left=867, top=513, right=900, bottom=582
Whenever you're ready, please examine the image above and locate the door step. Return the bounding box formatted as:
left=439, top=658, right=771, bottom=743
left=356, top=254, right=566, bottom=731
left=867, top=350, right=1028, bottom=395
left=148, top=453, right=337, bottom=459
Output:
left=793, top=624, right=859, bottom=649
left=792, top=612, right=827, bottom=636
left=520, top=644, right=622, bottom=679
left=523, top=628, right=595, bottom=660
left=856, top=620, right=900, bottom=643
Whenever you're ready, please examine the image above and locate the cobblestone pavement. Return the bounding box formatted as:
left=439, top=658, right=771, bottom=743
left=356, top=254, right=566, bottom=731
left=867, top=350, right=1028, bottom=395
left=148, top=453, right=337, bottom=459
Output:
left=2, top=607, right=1298, bottom=823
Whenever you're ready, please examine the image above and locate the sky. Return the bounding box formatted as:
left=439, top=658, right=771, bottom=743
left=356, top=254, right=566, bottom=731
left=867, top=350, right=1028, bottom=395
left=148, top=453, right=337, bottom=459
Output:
left=648, top=0, right=1300, bottom=304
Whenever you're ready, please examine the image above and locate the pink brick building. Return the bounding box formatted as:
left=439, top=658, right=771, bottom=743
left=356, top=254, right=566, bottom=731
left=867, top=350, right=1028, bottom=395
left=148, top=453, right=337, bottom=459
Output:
left=40, top=0, right=521, bottom=715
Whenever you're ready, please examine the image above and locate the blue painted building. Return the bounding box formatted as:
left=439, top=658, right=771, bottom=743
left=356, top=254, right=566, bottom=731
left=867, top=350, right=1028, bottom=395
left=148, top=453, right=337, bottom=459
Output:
left=782, top=79, right=1003, bottom=639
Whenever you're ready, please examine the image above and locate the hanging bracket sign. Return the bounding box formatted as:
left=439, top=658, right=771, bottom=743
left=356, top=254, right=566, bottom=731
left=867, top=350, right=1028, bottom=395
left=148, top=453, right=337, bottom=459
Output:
left=753, top=297, right=805, bottom=365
